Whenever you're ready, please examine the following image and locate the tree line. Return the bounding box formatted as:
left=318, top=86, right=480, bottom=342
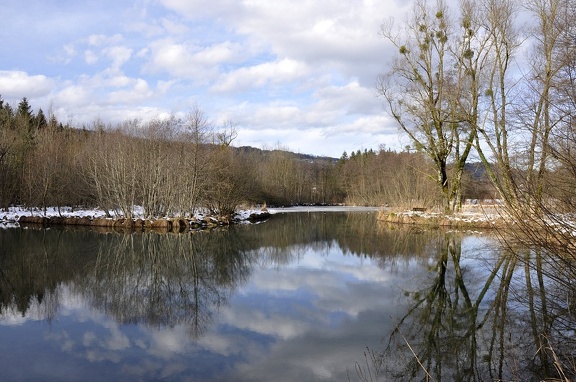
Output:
left=1, top=96, right=491, bottom=218
left=377, top=0, right=576, bottom=275
left=2, top=0, right=574, bottom=224
left=379, top=0, right=576, bottom=215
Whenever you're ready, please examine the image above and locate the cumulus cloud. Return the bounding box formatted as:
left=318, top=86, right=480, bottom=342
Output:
left=144, top=39, right=241, bottom=81
left=104, top=46, right=133, bottom=70
left=312, top=81, right=381, bottom=115
left=87, top=34, right=124, bottom=47
left=211, top=58, right=309, bottom=93
left=160, top=17, right=190, bottom=35
left=2, top=0, right=413, bottom=156
left=84, top=50, right=99, bottom=65
left=212, top=1, right=400, bottom=78
left=0, top=71, right=55, bottom=99
left=108, top=78, right=153, bottom=104
left=54, top=83, right=92, bottom=108
left=159, top=0, right=244, bottom=19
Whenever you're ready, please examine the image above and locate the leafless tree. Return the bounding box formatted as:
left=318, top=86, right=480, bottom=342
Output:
left=379, top=0, right=478, bottom=213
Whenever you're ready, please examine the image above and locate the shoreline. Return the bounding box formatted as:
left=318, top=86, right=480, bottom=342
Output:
left=1, top=206, right=271, bottom=232
left=1, top=204, right=510, bottom=232
left=377, top=208, right=508, bottom=229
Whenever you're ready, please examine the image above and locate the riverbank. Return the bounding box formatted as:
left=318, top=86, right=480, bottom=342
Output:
left=1, top=204, right=510, bottom=231
left=377, top=204, right=509, bottom=229
left=0, top=206, right=271, bottom=232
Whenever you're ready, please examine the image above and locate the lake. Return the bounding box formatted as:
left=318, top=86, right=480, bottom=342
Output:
left=0, top=210, right=574, bottom=381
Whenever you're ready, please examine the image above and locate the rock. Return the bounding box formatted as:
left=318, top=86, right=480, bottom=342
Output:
left=48, top=216, right=66, bottom=225
left=73, top=217, right=92, bottom=226
left=169, top=218, right=187, bottom=232
left=19, top=216, right=48, bottom=225
left=247, top=211, right=271, bottom=222
left=134, top=219, right=144, bottom=230
left=151, top=219, right=172, bottom=230
left=92, top=218, right=114, bottom=227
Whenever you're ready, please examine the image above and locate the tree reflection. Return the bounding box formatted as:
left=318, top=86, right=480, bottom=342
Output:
left=76, top=231, right=255, bottom=338
left=0, top=228, right=255, bottom=338
left=0, top=212, right=434, bottom=335
left=3, top=214, right=574, bottom=380
left=364, top=228, right=576, bottom=381
left=0, top=229, right=98, bottom=321
left=381, top=233, right=492, bottom=380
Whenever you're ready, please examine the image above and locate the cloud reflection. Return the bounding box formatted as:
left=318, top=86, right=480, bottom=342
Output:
left=0, top=213, right=455, bottom=381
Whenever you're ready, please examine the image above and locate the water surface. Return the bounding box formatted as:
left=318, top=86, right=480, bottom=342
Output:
left=0, top=211, right=573, bottom=381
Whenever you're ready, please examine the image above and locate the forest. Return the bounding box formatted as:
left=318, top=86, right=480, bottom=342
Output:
left=1, top=0, right=575, bottom=230
left=0, top=96, right=483, bottom=218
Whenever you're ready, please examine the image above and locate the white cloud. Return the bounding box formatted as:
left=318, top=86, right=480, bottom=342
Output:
left=156, top=79, right=178, bottom=93
left=144, top=39, right=236, bottom=80
left=54, top=83, right=92, bottom=108
left=87, top=34, right=124, bottom=47
left=84, top=50, right=99, bottom=65
left=211, top=58, right=309, bottom=93
left=161, top=17, right=190, bottom=35
left=159, top=0, right=244, bottom=19
left=1, top=0, right=415, bottom=156
left=328, top=114, right=396, bottom=136
left=63, top=44, right=76, bottom=58
left=0, top=71, right=55, bottom=99
left=221, top=1, right=397, bottom=70
left=312, top=81, right=381, bottom=115
left=104, top=46, right=133, bottom=70
left=108, top=78, right=153, bottom=104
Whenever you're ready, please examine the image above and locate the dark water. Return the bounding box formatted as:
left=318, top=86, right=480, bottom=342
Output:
left=0, top=212, right=574, bottom=381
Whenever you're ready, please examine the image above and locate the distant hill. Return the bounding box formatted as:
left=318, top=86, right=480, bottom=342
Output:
left=235, top=146, right=338, bottom=162
left=464, top=162, right=488, bottom=181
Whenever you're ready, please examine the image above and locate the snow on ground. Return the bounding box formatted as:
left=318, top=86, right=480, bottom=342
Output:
left=0, top=204, right=497, bottom=227
left=0, top=206, right=271, bottom=229
left=4, top=204, right=572, bottom=234
left=0, top=206, right=109, bottom=228
left=266, top=206, right=381, bottom=214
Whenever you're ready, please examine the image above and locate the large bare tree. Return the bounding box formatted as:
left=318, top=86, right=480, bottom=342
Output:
left=379, top=0, right=477, bottom=213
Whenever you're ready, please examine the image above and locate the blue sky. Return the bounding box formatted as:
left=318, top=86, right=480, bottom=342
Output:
left=0, top=0, right=412, bottom=157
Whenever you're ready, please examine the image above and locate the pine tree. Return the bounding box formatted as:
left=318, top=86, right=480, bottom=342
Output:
left=0, top=96, right=14, bottom=130
left=16, top=97, right=33, bottom=131
left=17, top=98, right=32, bottom=119
left=35, top=109, right=48, bottom=130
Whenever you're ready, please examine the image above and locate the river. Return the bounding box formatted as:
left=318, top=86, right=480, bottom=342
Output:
left=0, top=210, right=573, bottom=381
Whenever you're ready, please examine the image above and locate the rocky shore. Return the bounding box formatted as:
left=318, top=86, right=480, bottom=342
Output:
left=2, top=208, right=271, bottom=232
left=378, top=209, right=506, bottom=229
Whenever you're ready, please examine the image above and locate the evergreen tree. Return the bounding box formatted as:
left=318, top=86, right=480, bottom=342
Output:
left=48, top=114, right=59, bottom=130
left=16, top=97, right=33, bottom=132
left=17, top=97, right=32, bottom=120
left=35, top=109, right=48, bottom=130
left=0, top=96, right=14, bottom=130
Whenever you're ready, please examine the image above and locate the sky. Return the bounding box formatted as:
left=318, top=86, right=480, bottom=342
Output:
left=0, top=0, right=414, bottom=157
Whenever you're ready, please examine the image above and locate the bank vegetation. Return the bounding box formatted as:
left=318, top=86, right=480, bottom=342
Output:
left=0, top=97, right=495, bottom=221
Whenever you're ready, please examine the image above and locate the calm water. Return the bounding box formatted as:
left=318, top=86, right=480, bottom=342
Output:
left=0, top=211, right=574, bottom=381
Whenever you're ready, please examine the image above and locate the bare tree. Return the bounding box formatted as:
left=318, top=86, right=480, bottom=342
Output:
left=503, top=0, right=576, bottom=258
left=178, top=106, right=214, bottom=214
left=87, top=126, right=139, bottom=218
left=470, top=0, right=523, bottom=210
left=379, top=0, right=477, bottom=213
left=522, top=0, right=575, bottom=205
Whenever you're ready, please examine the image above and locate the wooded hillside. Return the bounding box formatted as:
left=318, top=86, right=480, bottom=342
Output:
left=0, top=97, right=491, bottom=217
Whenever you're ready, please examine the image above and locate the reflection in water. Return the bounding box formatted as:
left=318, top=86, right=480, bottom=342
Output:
left=80, top=232, right=255, bottom=338
left=356, top=228, right=576, bottom=382
left=0, top=212, right=575, bottom=381
left=0, top=228, right=254, bottom=338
